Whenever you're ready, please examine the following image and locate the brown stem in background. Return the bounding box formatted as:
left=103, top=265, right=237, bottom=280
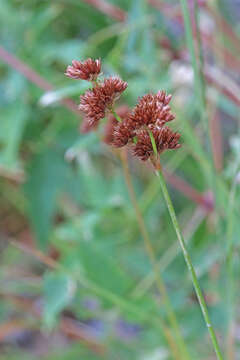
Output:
left=204, top=65, right=240, bottom=108
left=81, top=0, right=126, bottom=22
left=132, top=205, right=207, bottom=297
left=0, top=320, right=28, bottom=342
left=0, top=46, right=80, bottom=115
left=226, top=323, right=235, bottom=360
left=0, top=292, right=105, bottom=355
left=202, top=33, right=240, bottom=72
left=164, top=170, right=214, bottom=212
left=203, top=3, right=240, bottom=55
left=208, top=102, right=223, bottom=173
left=10, top=239, right=60, bottom=270
left=120, top=150, right=151, bottom=247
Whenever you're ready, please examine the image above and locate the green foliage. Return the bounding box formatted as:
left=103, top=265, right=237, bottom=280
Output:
left=43, top=272, right=75, bottom=329
left=0, top=101, right=28, bottom=170
left=77, top=241, right=132, bottom=296
left=0, top=0, right=240, bottom=359
left=24, top=148, right=77, bottom=249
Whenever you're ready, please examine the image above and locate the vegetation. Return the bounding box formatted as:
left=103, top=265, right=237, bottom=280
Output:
left=0, top=0, right=240, bottom=359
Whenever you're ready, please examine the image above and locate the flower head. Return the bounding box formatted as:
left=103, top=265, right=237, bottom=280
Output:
left=65, top=58, right=101, bottom=81
left=103, top=105, right=130, bottom=144
left=80, top=116, right=98, bottom=134
left=79, top=77, right=128, bottom=130
left=65, top=58, right=181, bottom=166
left=131, top=91, right=174, bottom=128
left=112, top=90, right=175, bottom=147
left=112, top=117, right=137, bottom=147
left=132, top=127, right=181, bottom=161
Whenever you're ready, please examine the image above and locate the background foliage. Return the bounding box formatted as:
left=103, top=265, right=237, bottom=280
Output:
left=0, top=0, right=240, bottom=359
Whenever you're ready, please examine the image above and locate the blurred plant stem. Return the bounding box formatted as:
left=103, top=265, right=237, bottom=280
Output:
left=180, top=0, right=220, bottom=212
left=211, top=0, right=236, bottom=357
left=225, top=160, right=240, bottom=359
left=155, top=168, right=223, bottom=360
left=180, top=0, right=207, bottom=130
left=133, top=205, right=206, bottom=298
left=206, top=0, right=225, bottom=174
left=120, top=149, right=191, bottom=360
left=81, top=0, right=126, bottom=22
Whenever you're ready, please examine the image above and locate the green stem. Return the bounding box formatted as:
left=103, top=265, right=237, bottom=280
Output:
left=225, top=160, right=240, bottom=358
left=148, top=128, right=158, bottom=156
left=111, top=109, right=122, bottom=123
left=193, top=0, right=205, bottom=104
left=155, top=169, right=224, bottom=360
left=120, top=150, right=190, bottom=360
left=180, top=0, right=207, bottom=131
left=180, top=0, right=220, bottom=222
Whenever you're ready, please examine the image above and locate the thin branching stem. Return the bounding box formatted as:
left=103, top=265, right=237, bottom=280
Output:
left=147, top=129, right=223, bottom=360
left=155, top=169, right=224, bottom=360
left=111, top=109, right=122, bottom=122
left=120, top=149, right=191, bottom=360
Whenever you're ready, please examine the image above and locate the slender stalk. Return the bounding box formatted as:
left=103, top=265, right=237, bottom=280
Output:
left=180, top=0, right=207, bottom=130
left=206, top=0, right=224, bottom=174
left=120, top=149, right=190, bottom=360
left=179, top=0, right=216, bottom=174
left=180, top=0, right=221, bottom=225
left=193, top=0, right=205, bottom=106
left=111, top=109, right=122, bottom=122
left=155, top=169, right=223, bottom=360
left=81, top=0, right=126, bottom=22
left=133, top=206, right=206, bottom=298
left=225, top=161, right=240, bottom=359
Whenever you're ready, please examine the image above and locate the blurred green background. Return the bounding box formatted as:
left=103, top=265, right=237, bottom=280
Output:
left=0, top=0, right=240, bottom=359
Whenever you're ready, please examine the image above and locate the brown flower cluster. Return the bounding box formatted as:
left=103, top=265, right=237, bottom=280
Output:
left=65, top=58, right=128, bottom=136
left=103, top=105, right=130, bottom=144
left=65, top=58, right=101, bottom=81
left=132, top=127, right=181, bottom=161
left=65, top=58, right=181, bottom=163
left=112, top=91, right=175, bottom=147
left=79, top=77, right=128, bottom=129
left=80, top=104, right=130, bottom=137
left=111, top=91, right=181, bottom=161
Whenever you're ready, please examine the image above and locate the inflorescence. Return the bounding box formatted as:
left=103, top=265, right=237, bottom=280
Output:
left=65, top=58, right=181, bottom=164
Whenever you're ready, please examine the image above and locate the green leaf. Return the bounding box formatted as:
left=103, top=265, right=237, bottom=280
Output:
left=77, top=241, right=132, bottom=296
left=0, top=101, right=28, bottom=170
left=43, top=272, right=75, bottom=329
left=24, top=149, right=74, bottom=250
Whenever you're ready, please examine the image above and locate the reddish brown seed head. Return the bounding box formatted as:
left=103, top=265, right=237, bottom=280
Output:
left=131, top=91, right=175, bottom=129
left=112, top=90, right=175, bottom=148
left=65, top=58, right=101, bottom=81
left=132, top=126, right=181, bottom=161
left=79, top=77, right=128, bottom=130
left=112, top=116, right=137, bottom=147
left=80, top=117, right=98, bottom=133
left=103, top=105, right=130, bottom=144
